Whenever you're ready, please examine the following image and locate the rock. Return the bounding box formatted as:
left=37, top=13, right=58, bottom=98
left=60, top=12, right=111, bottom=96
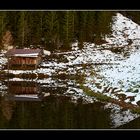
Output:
left=44, top=50, right=51, bottom=56
left=112, top=88, right=122, bottom=93
left=43, top=93, right=50, bottom=97
left=126, top=88, right=139, bottom=93
left=127, top=39, right=133, bottom=45
left=126, top=88, right=132, bottom=92
left=117, top=94, right=126, bottom=101
left=126, top=96, right=135, bottom=102
left=133, top=89, right=139, bottom=93
left=136, top=100, right=140, bottom=106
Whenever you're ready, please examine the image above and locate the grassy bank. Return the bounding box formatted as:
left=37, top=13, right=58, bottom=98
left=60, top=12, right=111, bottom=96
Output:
left=80, top=84, right=140, bottom=113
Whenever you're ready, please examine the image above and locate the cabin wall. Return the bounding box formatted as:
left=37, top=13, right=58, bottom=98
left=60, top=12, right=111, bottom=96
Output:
left=10, top=57, right=37, bottom=65
left=8, top=56, right=42, bottom=69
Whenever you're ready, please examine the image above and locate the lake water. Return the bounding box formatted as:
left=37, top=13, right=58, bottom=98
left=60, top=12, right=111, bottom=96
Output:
left=0, top=93, right=112, bottom=129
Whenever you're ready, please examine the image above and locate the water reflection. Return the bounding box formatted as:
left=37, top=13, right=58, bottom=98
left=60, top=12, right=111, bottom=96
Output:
left=3, top=81, right=41, bottom=101
left=0, top=95, right=112, bottom=129
left=0, top=80, right=113, bottom=129
left=0, top=98, right=15, bottom=121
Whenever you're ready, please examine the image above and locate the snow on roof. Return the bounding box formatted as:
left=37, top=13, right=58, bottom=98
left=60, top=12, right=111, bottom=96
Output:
left=5, top=48, right=43, bottom=57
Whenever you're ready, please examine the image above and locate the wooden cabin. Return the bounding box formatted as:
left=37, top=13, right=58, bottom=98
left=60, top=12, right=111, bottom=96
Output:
left=5, top=48, right=44, bottom=69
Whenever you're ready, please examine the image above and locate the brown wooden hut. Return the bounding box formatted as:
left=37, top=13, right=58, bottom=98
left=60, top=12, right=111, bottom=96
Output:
left=5, top=48, right=44, bottom=69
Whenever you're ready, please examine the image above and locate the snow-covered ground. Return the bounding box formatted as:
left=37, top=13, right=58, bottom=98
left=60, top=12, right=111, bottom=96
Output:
left=80, top=13, right=140, bottom=106
left=1, top=12, right=140, bottom=128
left=106, top=13, right=140, bottom=46
left=104, top=103, right=139, bottom=128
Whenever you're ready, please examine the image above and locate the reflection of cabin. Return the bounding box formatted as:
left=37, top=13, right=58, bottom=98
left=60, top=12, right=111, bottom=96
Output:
left=5, top=81, right=50, bottom=101
left=7, top=95, right=42, bottom=101
left=5, top=48, right=44, bottom=69
left=8, top=81, right=40, bottom=94
left=6, top=81, right=41, bottom=101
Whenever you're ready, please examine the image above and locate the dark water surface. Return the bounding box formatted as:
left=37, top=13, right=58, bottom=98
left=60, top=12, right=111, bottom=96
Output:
left=0, top=94, right=112, bottom=129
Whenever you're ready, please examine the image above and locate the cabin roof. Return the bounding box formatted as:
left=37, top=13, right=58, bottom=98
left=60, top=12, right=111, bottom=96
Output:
left=5, top=48, right=43, bottom=57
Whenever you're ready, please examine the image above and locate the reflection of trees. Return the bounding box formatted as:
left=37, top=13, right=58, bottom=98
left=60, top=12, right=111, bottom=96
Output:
left=1, top=97, right=16, bottom=121
left=41, top=96, right=112, bottom=129
left=9, top=95, right=112, bottom=129
left=0, top=92, right=113, bottom=129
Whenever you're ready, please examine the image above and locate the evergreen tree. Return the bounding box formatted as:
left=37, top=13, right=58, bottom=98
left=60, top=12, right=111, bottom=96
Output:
left=0, top=12, right=6, bottom=34
left=86, top=11, right=96, bottom=42
left=93, top=11, right=113, bottom=44
left=0, top=12, right=7, bottom=45
left=77, top=11, right=88, bottom=48
left=61, top=11, right=75, bottom=49
left=27, top=11, right=44, bottom=46
left=17, top=11, right=29, bottom=48
left=43, top=11, right=59, bottom=51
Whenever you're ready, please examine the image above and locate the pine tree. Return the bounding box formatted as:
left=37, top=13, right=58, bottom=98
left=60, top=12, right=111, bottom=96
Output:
left=85, top=11, right=96, bottom=42
left=43, top=11, right=59, bottom=51
left=0, top=12, right=7, bottom=35
left=0, top=11, right=7, bottom=48
left=61, top=11, right=75, bottom=49
left=77, top=11, right=88, bottom=48
left=27, top=11, right=44, bottom=46
left=17, top=11, right=29, bottom=48
left=91, top=11, right=113, bottom=44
